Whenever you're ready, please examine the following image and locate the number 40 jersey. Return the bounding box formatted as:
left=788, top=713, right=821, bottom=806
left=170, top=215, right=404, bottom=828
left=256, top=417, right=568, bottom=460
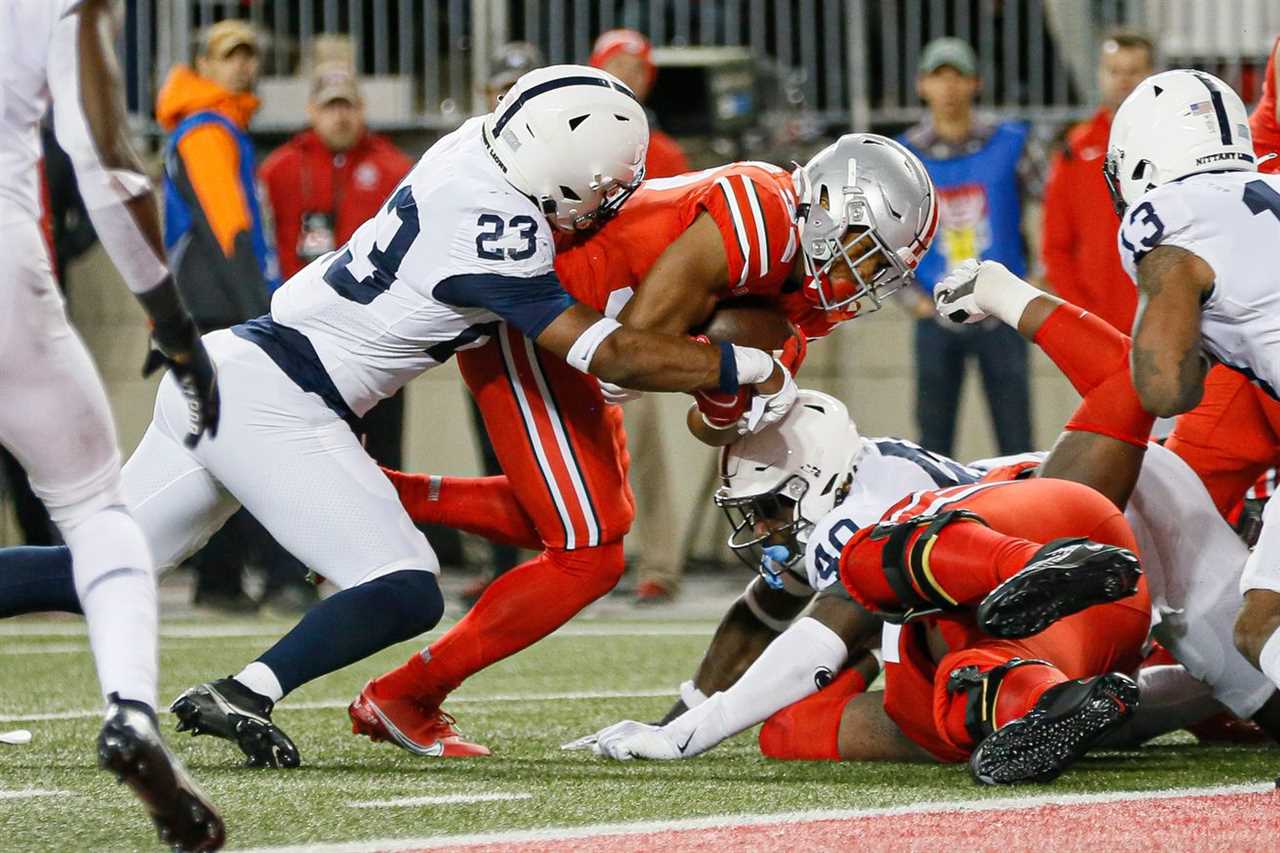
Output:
left=271, top=115, right=575, bottom=417
left=1117, top=170, right=1280, bottom=399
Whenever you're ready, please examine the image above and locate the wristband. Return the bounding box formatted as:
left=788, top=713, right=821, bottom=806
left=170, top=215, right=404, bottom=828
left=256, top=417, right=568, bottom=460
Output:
left=566, top=317, right=621, bottom=372
left=717, top=341, right=738, bottom=395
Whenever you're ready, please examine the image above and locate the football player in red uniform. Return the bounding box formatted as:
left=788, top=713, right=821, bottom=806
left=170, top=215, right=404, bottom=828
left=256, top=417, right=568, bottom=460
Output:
left=348, top=135, right=940, bottom=756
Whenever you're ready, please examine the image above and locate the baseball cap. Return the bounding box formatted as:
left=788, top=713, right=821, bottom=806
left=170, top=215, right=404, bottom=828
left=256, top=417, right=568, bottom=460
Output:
left=487, top=42, right=545, bottom=92
left=311, top=63, right=360, bottom=105
left=589, top=29, right=655, bottom=82
left=199, top=19, right=259, bottom=59
left=918, top=37, right=977, bottom=76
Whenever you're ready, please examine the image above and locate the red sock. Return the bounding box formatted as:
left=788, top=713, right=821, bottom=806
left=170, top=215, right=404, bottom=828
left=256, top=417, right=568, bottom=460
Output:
left=382, top=470, right=542, bottom=549
left=370, top=543, right=625, bottom=705
left=940, top=659, right=1065, bottom=750
left=759, top=667, right=868, bottom=761
left=1033, top=304, right=1130, bottom=397
left=841, top=522, right=1041, bottom=612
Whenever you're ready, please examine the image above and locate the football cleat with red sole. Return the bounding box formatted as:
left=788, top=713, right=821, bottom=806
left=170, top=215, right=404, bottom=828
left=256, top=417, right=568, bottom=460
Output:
left=348, top=684, right=490, bottom=757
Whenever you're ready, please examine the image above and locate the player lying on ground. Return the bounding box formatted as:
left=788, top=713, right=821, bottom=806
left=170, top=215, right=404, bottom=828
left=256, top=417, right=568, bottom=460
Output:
left=1, top=1, right=223, bottom=847
left=0, top=66, right=801, bottom=770
left=572, top=266, right=1280, bottom=782
left=345, top=135, right=939, bottom=756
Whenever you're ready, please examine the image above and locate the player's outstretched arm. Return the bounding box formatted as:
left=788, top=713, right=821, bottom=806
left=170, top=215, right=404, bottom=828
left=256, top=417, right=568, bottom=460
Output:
left=619, top=213, right=729, bottom=334
left=1130, top=245, right=1215, bottom=417
left=48, top=0, right=219, bottom=445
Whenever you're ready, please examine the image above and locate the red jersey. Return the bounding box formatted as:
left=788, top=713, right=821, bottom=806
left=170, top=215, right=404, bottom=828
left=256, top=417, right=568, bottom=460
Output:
left=554, top=161, right=801, bottom=321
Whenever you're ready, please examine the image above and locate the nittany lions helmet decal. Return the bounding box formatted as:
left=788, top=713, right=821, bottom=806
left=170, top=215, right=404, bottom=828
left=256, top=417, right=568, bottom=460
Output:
left=1105, top=69, right=1255, bottom=216
left=793, top=133, right=938, bottom=314
left=483, top=64, right=649, bottom=231
left=715, top=389, right=864, bottom=588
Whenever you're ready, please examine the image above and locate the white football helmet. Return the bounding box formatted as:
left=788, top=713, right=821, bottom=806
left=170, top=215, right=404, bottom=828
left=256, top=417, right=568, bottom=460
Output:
left=715, top=390, right=864, bottom=586
left=1105, top=69, right=1256, bottom=216
left=793, top=134, right=938, bottom=314
left=483, top=64, right=649, bottom=231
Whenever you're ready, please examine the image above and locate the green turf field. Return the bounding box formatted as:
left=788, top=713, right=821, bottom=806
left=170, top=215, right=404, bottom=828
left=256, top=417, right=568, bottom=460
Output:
left=0, top=613, right=1276, bottom=852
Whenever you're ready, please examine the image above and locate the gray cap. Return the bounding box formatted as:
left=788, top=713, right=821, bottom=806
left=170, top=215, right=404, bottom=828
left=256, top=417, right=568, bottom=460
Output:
left=918, top=37, right=977, bottom=76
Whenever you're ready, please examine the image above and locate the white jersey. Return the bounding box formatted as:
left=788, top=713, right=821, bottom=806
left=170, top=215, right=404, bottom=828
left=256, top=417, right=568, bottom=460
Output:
left=0, top=0, right=83, bottom=225
left=801, top=438, right=983, bottom=591
left=1118, top=170, right=1280, bottom=399
left=268, top=116, right=573, bottom=417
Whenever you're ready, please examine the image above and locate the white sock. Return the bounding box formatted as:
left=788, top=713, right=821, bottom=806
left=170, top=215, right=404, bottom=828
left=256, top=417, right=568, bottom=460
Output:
left=975, top=261, right=1043, bottom=328
left=63, top=508, right=158, bottom=710
left=234, top=661, right=285, bottom=703
left=1260, top=630, right=1280, bottom=689
left=663, top=617, right=847, bottom=757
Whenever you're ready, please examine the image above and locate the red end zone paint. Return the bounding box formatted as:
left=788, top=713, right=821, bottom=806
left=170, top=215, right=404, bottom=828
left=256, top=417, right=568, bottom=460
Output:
left=409, top=790, right=1280, bottom=853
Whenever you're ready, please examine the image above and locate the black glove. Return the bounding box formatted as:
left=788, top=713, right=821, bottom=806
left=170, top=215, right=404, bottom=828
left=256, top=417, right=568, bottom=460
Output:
left=139, top=278, right=220, bottom=448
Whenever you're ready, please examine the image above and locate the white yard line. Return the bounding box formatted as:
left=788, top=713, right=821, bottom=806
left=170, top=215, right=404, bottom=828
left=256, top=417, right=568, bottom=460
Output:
left=0, top=687, right=674, bottom=723
left=0, top=623, right=712, bottom=641
left=234, top=783, right=1277, bottom=853
left=0, top=643, right=91, bottom=656
left=0, top=789, right=70, bottom=801
left=346, top=793, right=532, bottom=809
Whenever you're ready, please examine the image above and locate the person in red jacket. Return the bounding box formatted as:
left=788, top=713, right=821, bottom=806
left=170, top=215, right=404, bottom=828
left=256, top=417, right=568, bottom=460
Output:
left=260, top=64, right=413, bottom=281
left=259, top=64, right=414, bottom=487
left=1040, top=29, right=1154, bottom=332
left=589, top=29, right=690, bottom=180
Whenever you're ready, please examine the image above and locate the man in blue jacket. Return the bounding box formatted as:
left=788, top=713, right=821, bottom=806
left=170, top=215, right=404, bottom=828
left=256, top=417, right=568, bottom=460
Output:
left=899, top=37, right=1042, bottom=457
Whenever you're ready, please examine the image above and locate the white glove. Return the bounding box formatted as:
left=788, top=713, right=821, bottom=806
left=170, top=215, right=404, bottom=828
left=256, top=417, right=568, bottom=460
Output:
left=933, top=258, right=987, bottom=324
left=598, top=379, right=643, bottom=405
left=740, top=360, right=797, bottom=434
left=591, top=720, right=683, bottom=761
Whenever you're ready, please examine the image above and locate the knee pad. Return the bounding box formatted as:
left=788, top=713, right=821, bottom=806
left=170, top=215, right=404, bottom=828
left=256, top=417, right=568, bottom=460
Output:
left=547, top=540, right=626, bottom=593
left=868, top=509, right=986, bottom=622
left=369, top=570, right=445, bottom=642
left=61, top=506, right=154, bottom=598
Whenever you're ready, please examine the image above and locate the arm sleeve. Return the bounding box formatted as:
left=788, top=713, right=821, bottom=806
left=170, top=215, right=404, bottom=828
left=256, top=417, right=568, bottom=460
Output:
left=46, top=4, right=169, bottom=294
left=434, top=272, right=575, bottom=339
left=698, top=173, right=795, bottom=291
left=1039, top=150, right=1077, bottom=297
left=175, top=123, right=253, bottom=258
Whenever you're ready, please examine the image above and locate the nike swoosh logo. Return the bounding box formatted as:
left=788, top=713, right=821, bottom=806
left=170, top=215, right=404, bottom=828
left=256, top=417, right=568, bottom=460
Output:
left=677, top=731, right=696, bottom=754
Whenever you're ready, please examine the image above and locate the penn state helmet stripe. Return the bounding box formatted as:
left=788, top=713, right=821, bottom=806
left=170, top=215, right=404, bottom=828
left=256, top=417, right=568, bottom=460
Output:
left=492, top=75, right=638, bottom=137
left=1191, top=71, right=1233, bottom=146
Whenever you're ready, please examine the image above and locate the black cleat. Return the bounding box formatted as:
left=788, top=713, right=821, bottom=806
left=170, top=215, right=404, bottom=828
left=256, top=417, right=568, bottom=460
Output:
left=976, top=538, right=1141, bottom=639
left=969, top=672, right=1138, bottom=785
left=171, top=678, right=300, bottom=769
left=98, top=697, right=225, bottom=852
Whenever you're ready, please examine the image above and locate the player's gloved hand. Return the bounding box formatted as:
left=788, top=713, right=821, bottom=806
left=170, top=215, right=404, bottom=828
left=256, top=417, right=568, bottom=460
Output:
left=591, top=720, right=682, bottom=761
left=143, top=324, right=220, bottom=449
left=933, top=258, right=987, bottom=324
left=741, top=359, right=797, bottom=434
left=598, top=379, right=644, bottom=405
left=693, top=388, right=751, bottom=429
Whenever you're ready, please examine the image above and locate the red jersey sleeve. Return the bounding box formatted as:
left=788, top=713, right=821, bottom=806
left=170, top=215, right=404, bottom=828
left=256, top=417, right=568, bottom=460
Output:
left=694, top=166, right=800, bottom=297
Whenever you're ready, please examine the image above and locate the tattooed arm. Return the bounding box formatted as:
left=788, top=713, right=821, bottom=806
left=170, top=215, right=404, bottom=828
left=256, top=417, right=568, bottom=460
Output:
left=1129, top=245, right=1216, bottom=417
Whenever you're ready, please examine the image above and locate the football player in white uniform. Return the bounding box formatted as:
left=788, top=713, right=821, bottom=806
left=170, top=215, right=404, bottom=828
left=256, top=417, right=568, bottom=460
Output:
left=25, top=64, right=787, bottom=770
left=572, top=271, right=1278, bottom=779
left=1099, top=69, right=1280, bottom=717
left=1, top=1, right=222, bottom=847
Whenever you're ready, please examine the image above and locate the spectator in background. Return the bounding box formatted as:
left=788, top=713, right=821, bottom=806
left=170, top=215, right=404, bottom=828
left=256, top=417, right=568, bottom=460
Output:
left=1254, top=35, right=1280, bottom=171
left=899, top=37, right=1039, bottom=458
left=1041, top=29, right=1154, bottom=332
left=260, top=64, right=413, bottom=474
left=589, top=29, right=690, bottom=179
left=157, top=20, right=312, bottom=614
left=589, top=29, right=691, bottom=604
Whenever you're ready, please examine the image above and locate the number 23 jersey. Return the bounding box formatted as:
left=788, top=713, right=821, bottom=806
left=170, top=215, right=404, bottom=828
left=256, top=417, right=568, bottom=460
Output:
left=271, top=115, right=574, bottom=417
left=1117, top=170, right=1280, bottom=398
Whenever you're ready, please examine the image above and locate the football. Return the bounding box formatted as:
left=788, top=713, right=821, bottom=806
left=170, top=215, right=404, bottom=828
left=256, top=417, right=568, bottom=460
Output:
left=698, top=297, right=798, bottom=352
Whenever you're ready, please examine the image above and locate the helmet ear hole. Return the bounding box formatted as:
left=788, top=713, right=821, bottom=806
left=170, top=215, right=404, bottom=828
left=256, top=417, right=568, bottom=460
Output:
left=559, top=185, right=581, bottom=201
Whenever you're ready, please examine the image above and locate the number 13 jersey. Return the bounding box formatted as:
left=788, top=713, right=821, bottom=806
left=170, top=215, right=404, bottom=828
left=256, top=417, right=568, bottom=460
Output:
left=1117, top=170, right=1280, bottom=399
left=271, top=115, right=575, bottom=417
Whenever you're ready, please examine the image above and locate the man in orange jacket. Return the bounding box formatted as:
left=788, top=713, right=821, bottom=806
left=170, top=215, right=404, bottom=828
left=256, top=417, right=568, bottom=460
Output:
left=1040, top=29, right=1154, bottom=332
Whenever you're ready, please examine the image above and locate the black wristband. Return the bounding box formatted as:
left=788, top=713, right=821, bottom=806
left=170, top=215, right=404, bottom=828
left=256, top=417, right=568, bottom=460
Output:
left=717, top=341, right=739, bottom=395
